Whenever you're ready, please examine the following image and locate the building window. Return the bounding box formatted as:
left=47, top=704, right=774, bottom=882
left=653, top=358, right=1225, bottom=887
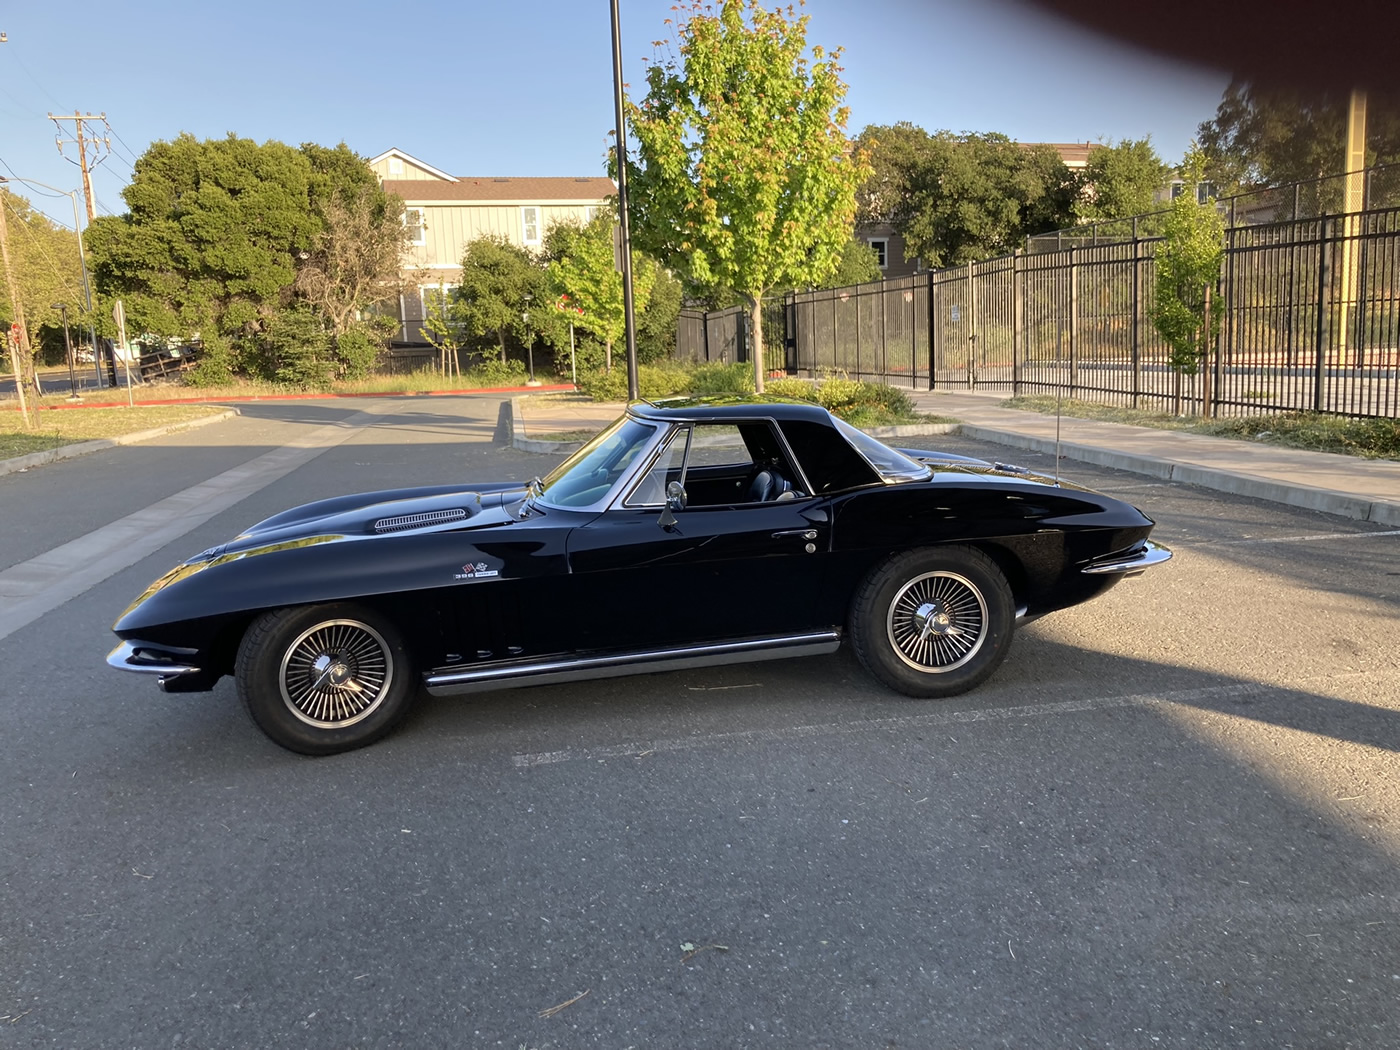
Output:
left=420, top=283, right=457, bottom=317
left=522, top=206, right=540, bottom=244
left=404, top=208, right=425, bottom=246
left=1170, top=181, right=1187, bottom=200
left=868, top=238, right=888, bottom=269
left=585, top=206, right=601, bottom=223
left=1197, top=181, right=1219, bottom=204
left=388, top=157, right=404, bottom=176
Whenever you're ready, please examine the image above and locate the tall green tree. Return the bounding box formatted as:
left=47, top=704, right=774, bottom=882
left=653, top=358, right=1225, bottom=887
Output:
left=0, top=187, right=87, bottom=399
left=1076, top=138, right=1170, bottom=222
left=452, top=235, right=543, bottom=363
left=898, top=133, right=1076, bottom=267
left=86, top=133, right=319, bottom=340
left=1198, top=80, right=1400, bottom=193
left=1151, top=151, right=1225, bottom=398
left=543, top=211, right=657, bottom=373
left=626, top=0, right=868, bottom=391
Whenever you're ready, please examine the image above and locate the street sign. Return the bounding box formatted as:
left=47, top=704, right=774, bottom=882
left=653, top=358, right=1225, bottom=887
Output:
left=111, top=300, right=125, bottom=332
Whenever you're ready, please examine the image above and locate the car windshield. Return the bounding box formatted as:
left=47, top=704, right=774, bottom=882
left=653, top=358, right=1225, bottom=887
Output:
left=832, top=417, right=931, bottom=483
left=537, top=416, right=660, bottom=508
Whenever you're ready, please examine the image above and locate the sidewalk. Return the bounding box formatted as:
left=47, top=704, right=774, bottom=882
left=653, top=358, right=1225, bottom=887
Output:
left=511, top=391, right=1400, bottom=527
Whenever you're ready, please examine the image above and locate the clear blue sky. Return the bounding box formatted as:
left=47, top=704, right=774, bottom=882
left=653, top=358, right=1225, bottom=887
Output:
left=0, top=0, right=1228, bottom=228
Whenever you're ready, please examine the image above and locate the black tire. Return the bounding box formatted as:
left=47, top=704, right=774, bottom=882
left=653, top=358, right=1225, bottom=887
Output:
left=234, top=603, right=416, bottom=755
left=849, top=546, right=1015, bottom=699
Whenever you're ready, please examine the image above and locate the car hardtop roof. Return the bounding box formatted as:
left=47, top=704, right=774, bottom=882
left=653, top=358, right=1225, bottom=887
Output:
left=628, top=394, right=833, bottom=424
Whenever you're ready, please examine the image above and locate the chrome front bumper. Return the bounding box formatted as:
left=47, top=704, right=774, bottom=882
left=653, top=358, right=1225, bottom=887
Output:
left=106, top=640, right=202, bottom=677
left=1081, top=540, right=1173, bottom=577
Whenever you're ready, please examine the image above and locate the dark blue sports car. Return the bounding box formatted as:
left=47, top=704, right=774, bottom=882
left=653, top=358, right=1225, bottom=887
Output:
left=109, top=396, right=1170, bottom=754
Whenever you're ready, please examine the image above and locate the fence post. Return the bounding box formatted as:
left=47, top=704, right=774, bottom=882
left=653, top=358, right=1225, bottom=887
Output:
left=1314, top=215, right=1331, bottom=412
left=927, top=269, right=938, bottom=390
left=966, top=261, right=977, bottom=389
left=1131, top=235, right=1141, bottom=409
left=1068, top=246, right=1079, bottom=397
left=1217, top=235, right=1230, bottom=416
left=1012, top=253, right=1024, bottom=397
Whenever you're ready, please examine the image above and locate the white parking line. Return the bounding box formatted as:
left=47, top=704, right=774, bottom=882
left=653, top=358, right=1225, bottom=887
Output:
left=512, top=681, right=1274, bottom=768
left=0, top=406, right=389, bottom=642
left=1204, top=529, right=1400, bottom=546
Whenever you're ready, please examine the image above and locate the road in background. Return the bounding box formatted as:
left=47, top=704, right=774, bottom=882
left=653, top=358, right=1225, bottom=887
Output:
left=1, top=396, right=1397, bottom=1048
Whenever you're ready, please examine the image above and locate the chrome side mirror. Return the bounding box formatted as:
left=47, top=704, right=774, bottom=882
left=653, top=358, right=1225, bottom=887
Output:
left=658, top=481, right=687, bottom=528
left=665, top=481, right=687, bottom=512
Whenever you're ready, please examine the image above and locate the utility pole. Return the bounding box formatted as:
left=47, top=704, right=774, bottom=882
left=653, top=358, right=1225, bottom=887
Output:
left=48, top=112, right=111, bottom=223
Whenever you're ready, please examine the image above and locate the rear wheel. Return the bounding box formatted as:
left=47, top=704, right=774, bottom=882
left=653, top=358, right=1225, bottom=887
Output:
left=235, top=603, right=415, bottom=755
left=850, top=546, right=1015, bottom=698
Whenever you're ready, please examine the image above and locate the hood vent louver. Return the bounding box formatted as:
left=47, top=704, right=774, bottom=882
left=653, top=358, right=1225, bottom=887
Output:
left=372, top=508, right=469, bottom=534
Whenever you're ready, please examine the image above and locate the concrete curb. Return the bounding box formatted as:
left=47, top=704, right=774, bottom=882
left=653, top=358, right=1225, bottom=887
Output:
left=958, top=422, right=1400, bottom=526
left=505, top=397, right=591, bottom=454
left=0, top=408, right=239, bottom=478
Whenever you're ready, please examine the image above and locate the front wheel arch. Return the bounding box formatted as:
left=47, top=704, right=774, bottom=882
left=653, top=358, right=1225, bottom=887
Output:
left=849, top=545, right=1016, bottom=699
left=234, top=602, right=417, bottom=755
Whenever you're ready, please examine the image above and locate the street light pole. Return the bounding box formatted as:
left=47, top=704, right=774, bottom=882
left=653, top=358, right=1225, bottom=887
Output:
left=53, top=301, right=78, bottom=400
left=609, top=0, right=640, bottom=401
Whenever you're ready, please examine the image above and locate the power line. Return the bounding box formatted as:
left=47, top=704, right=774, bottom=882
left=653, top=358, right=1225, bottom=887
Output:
left=0, top=158, right=71, bottom=198
left=48, top=112, right=111, bottom=222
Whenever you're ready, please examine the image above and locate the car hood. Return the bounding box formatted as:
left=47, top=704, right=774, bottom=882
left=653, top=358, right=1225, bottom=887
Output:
left=201, top=482, right=530, bottom=560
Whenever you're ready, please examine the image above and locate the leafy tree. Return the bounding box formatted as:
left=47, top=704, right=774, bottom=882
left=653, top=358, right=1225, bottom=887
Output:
left=295, top=145, right=408, bottom=346
left=86, top=133, right=319, bottom=341
left=636, top=265, right=683, bottom=363
left=827, top=238, right=882, bottom=287
left=899, top=133, right=1076, bottom=267
left=1151, top=150, right=1225, bottom=395
left=853, top=122, right=939, bottom=227
left=543, top=211, right=657, bottom=372
left=1198, top=81, right=1400, bottom=194
left=0, top=187, right=87, bottom=400
left=293, top=180, right=408, bottom=373
left=626, top=0, right=868, bottom=392
left=452, top=235, right=543, bottom=363
left=1076, top=139, right=1170, bottom=222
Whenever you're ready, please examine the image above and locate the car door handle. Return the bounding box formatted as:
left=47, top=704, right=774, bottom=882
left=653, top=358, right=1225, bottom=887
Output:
left=772, top=529, right=818, bottom=540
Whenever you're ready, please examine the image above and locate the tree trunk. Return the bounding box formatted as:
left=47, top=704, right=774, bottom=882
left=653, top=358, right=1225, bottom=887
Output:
left=605, top=339, right=612, bottom=373
left=749, top=295, right=765, bottom=394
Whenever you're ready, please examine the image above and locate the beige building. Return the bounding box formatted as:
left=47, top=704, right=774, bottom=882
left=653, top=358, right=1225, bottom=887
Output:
left=368, top=148, right=615, bottom=343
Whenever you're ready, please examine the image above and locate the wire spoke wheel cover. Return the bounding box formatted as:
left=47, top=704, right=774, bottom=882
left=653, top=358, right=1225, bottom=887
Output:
left=278, top=618, right=394, bottom=728
left=885, top=571, right=988, bottom=673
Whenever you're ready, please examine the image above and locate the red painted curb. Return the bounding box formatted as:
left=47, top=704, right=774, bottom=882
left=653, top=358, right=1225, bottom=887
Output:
left=2, top=383, right=577, bottom=411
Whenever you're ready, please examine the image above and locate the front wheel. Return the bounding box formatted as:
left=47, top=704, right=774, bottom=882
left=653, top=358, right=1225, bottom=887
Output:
left=850, top=546, right=1015, bottom=698
left=235, top=603, right=416, bottom=755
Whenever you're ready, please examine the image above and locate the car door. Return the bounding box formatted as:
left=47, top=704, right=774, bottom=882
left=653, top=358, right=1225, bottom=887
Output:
left=565, top=421, right=833, bottom=653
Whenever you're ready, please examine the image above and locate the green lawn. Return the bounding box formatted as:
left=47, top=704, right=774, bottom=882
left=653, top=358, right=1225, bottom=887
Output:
left=0, top=404, right=228, bottom=460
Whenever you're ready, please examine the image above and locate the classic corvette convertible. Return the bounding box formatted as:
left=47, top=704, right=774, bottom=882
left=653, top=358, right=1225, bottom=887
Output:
left=108, top=395, right=1170, bottom=754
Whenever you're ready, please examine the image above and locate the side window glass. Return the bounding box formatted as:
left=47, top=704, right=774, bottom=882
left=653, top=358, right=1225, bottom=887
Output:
left=689, top=424, right=753, bottom=470
left=625, top=428, right=689, bottom=507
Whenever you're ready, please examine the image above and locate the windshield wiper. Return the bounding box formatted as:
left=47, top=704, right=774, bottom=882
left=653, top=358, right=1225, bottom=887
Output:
left=518, top=476, right=544, bottom=519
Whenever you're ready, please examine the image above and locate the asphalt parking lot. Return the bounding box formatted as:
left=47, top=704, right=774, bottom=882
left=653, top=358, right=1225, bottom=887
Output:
left=1, top=395, right=1397, bottom=1049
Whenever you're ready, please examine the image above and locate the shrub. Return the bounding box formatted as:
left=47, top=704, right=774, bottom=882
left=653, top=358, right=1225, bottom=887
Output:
left=184, top=334, right=236, bottom=387
left=334, top=328, right=381, bottom=380
left=687, top=362, right=754, bottom=395
left=763, top=377, right=819, bottom=401
left=464, top=358, right=529, bottom=388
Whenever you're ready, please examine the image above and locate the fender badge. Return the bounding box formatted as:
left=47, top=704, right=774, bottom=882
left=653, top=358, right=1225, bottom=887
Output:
left=454, top=561, right=500, bottom=580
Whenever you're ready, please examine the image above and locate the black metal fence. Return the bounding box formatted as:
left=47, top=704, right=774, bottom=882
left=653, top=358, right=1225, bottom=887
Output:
left=677, top=205, right=1400, bottom=420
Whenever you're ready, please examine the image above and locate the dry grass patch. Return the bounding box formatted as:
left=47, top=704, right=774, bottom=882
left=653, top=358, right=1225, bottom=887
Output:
left=0, top=404, right=228, bottom=460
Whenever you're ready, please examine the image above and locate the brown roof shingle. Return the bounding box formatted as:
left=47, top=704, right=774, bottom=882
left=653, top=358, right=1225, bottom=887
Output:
left=384, top=176, right=616, bottom=203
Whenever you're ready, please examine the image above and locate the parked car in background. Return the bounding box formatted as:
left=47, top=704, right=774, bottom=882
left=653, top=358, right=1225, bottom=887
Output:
left=107, top=395, right=1171, bottom=755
